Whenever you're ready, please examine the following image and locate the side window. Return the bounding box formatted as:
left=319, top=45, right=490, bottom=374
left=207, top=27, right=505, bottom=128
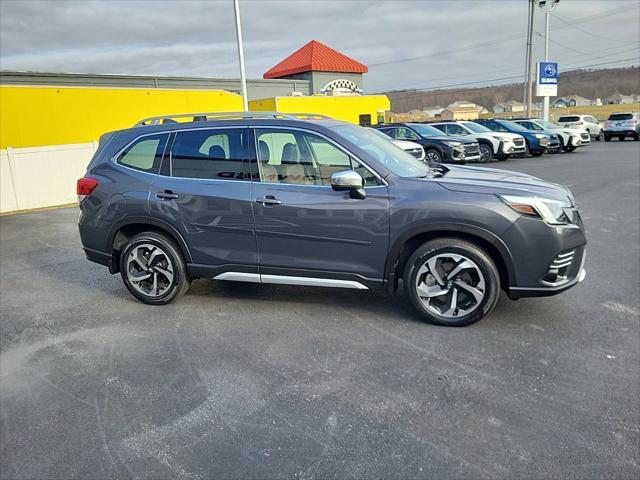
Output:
left=446, top=124, right=465, bottom=135
left=396, top=128, right=419, bottom=141
left=255, top=129, right=381, bottom=187
left=378, top=128, right=397, bottom=139
left=170, top=128, right=248, bottom=180
left=494, top=123, right=508, bottom=132
left=117, top=134, right=168, bottom=173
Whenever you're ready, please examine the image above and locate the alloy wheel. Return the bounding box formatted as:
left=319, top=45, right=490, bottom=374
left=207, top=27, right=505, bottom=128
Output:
left=415, top=253, right=486, bottom=318
left=479, top=144, right=492, bottom=162
left=425, top=150, right=442, bottom=163
left=126, top=243, right=174, bottom=297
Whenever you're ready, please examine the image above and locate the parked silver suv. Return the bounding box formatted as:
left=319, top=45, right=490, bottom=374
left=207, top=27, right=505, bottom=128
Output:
left=603, top=112, right=640, bottom=141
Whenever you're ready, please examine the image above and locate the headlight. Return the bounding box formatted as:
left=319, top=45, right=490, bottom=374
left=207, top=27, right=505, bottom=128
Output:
left=534, top=134, right=547, bottom=139
left=442, top=141, right=462, bottom=147
left=498, top=194, right=573, bottom=225
left=492, top=136, right=511, bottom=141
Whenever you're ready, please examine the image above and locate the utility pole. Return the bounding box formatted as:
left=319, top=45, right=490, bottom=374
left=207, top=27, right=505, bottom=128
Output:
left=526, top=0, right=536, bottom=117
left=233, top=0, right=248, bottom=111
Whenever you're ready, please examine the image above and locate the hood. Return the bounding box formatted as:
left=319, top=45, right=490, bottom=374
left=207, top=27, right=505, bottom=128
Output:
left=435, top=165, right=574, bottom=203
left=392, top=139, right=423, bottom=150
left=426, top=135, right=477, bottom=144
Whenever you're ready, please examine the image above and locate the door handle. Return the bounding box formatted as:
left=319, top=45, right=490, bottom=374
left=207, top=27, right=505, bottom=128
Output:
left=255, top=195, right=282, bottom=206
left=156, top=190, right=179, bottom=200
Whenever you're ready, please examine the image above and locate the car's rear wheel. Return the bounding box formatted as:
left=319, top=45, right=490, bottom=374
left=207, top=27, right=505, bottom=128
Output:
left=425, top=149, right=443, bottom=164
left=478, top=143, right=493, bottom=163
left=403, top=238, right=500, bottom=326
left=120, top=231, right=190, bottom=305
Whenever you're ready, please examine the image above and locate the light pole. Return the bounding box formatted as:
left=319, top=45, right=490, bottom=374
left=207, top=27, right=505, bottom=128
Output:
left=525, top=0, right=536, bottom=117
left=233, top=0, right=248, bottom=111
left=538, top=0, right=560, bottom=121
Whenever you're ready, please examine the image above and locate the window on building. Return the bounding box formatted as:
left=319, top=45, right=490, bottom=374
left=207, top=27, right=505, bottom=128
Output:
left=359, top=114, right=372, bottom=126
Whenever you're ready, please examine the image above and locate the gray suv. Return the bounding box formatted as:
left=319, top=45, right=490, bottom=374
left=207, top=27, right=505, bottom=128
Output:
left=78, top=112, right=587, bottom=326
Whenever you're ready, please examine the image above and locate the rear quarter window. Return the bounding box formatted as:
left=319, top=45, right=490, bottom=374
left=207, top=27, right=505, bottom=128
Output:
left=116, top=134, right=168, bottom=173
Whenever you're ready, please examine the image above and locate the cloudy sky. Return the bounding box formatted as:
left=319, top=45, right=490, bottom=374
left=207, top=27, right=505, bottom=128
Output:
left=1, top=0, right=638, bottom=92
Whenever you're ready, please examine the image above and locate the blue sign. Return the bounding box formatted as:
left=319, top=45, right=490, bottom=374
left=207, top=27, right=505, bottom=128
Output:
left=539, top=62, right=558, bottom=85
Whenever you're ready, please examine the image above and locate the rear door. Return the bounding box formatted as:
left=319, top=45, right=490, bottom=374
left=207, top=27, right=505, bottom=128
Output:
left=148, top=127, right=258, bottom=275
left=250, top=126, right=390, bottom=285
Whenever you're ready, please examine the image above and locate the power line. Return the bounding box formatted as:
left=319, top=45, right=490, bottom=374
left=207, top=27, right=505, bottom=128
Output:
left=378, top=57, right=639, bottom=100
left=550, top=11, right=633, bottom=43
left=370, top=43, right=639, bottom=92
left=366, top=2, right=636, bottom=69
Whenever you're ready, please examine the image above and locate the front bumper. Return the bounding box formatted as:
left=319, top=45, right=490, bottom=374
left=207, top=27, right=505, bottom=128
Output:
left=499, top=140, right=527, bottom=155
left=501, top=214, right=587, bottom=299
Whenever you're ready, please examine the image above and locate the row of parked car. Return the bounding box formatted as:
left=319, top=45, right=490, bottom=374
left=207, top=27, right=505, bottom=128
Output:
left=372, top=111, right=640, bottom=164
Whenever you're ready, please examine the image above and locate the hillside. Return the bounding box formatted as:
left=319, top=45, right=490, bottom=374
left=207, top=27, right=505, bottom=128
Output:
left=383, top=66, right=640, bottom=113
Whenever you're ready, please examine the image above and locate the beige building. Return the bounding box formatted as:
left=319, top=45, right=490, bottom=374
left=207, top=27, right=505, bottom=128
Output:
left=440, top=106, right=480, bottom=120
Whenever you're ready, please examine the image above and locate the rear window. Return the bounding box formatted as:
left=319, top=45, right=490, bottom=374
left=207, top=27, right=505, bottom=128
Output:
left=558, top=116, right=580, bottom=122
left=608, top=113, right=633, bottom=121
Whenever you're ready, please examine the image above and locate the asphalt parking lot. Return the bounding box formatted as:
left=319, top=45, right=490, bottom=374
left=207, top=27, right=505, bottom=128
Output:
left=1, top=140, right=638, bottom=479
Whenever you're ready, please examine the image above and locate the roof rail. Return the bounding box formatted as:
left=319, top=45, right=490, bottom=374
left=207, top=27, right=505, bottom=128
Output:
left=134, top=111, right=297, bottom=127
left=134, top=111, right=335, bottom=127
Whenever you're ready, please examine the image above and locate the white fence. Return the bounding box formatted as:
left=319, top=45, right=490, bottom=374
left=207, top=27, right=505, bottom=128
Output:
left=0, top=142, right=97, bottom=214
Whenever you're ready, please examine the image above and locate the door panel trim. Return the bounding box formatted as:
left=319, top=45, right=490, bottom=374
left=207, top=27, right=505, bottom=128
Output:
left=211, top=271, right=369, bottom=289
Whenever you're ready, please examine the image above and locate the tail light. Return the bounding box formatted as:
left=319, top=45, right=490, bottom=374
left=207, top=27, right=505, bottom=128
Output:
left=77, top=177, right=99, bottom=202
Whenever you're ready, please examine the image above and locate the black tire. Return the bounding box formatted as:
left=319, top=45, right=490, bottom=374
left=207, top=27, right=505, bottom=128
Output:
left=634, top=132, right=640, bottom=141
left=530, top=150, right=544, bottom=157
left=563, top=145, right=577, bottom=153
left=403, top=238, right=500, bottom=327
left=495, top=153, right=509, bottom=161
left=120, top=231, right=190, bottom=305
left=605, top=135, right=611, bottom=142
left=478, top=142, right=493, bottom=163
left=424, top=148, right=443, bottom=164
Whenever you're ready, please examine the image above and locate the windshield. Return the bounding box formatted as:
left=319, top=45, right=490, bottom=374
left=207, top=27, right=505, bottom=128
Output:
left=407, top=123, right=446, bottom=137
left=499, top=120, right=529, bottom=132
left=462, top=122, right=492, bottom=133
left=608, top=113, right=633, bottom=121
left=536, top=119, right=560, bottom=129
left=558, top=116, right=580, bottom=122
left=334, top=124, right=432, bottom=178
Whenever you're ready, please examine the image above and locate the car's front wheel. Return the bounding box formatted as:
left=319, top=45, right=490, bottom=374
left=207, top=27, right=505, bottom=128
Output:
left=530, top=150, right=544, bottom=157
left=120, top=231, right=190, bottom=305
left=478, top=143, right=493, bottom=163
left=425, top=148, right=443, bottom=164
left=403, top=238, right=500, bottom=326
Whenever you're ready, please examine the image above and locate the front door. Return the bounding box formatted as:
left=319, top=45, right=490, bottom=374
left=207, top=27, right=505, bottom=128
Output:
left=148, top=127, right=258, bottom=276
left=250, top=127, right=390, bottom=286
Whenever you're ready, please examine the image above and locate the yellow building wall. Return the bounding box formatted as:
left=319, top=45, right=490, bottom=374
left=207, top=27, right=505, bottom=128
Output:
left=249, top=95, right=390, bottom=125
left=0, top=86, right=243, bottom=148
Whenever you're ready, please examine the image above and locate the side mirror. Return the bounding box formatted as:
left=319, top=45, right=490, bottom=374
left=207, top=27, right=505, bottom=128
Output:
left=331, top=170, right=366, bottom=199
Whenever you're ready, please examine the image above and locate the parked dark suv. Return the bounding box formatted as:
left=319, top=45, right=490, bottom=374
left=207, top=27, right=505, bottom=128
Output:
left=78, top=112, right=587, bottom=326
left=374, top=123, right=481, bottom=164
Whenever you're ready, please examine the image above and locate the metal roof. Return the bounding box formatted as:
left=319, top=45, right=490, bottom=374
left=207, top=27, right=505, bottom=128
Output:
left=263, top=40, right=368, bottom=79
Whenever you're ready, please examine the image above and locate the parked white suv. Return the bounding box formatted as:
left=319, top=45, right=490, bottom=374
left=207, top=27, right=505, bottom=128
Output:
left=557, top=114, right=604, bottom=141
left=431, top=121, right=527, bottom=162
left=368, top=127, right=425, bottom=160
left=513, top=119, right=587, bottom=152
left=603, top=112, right=640, bottom=141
